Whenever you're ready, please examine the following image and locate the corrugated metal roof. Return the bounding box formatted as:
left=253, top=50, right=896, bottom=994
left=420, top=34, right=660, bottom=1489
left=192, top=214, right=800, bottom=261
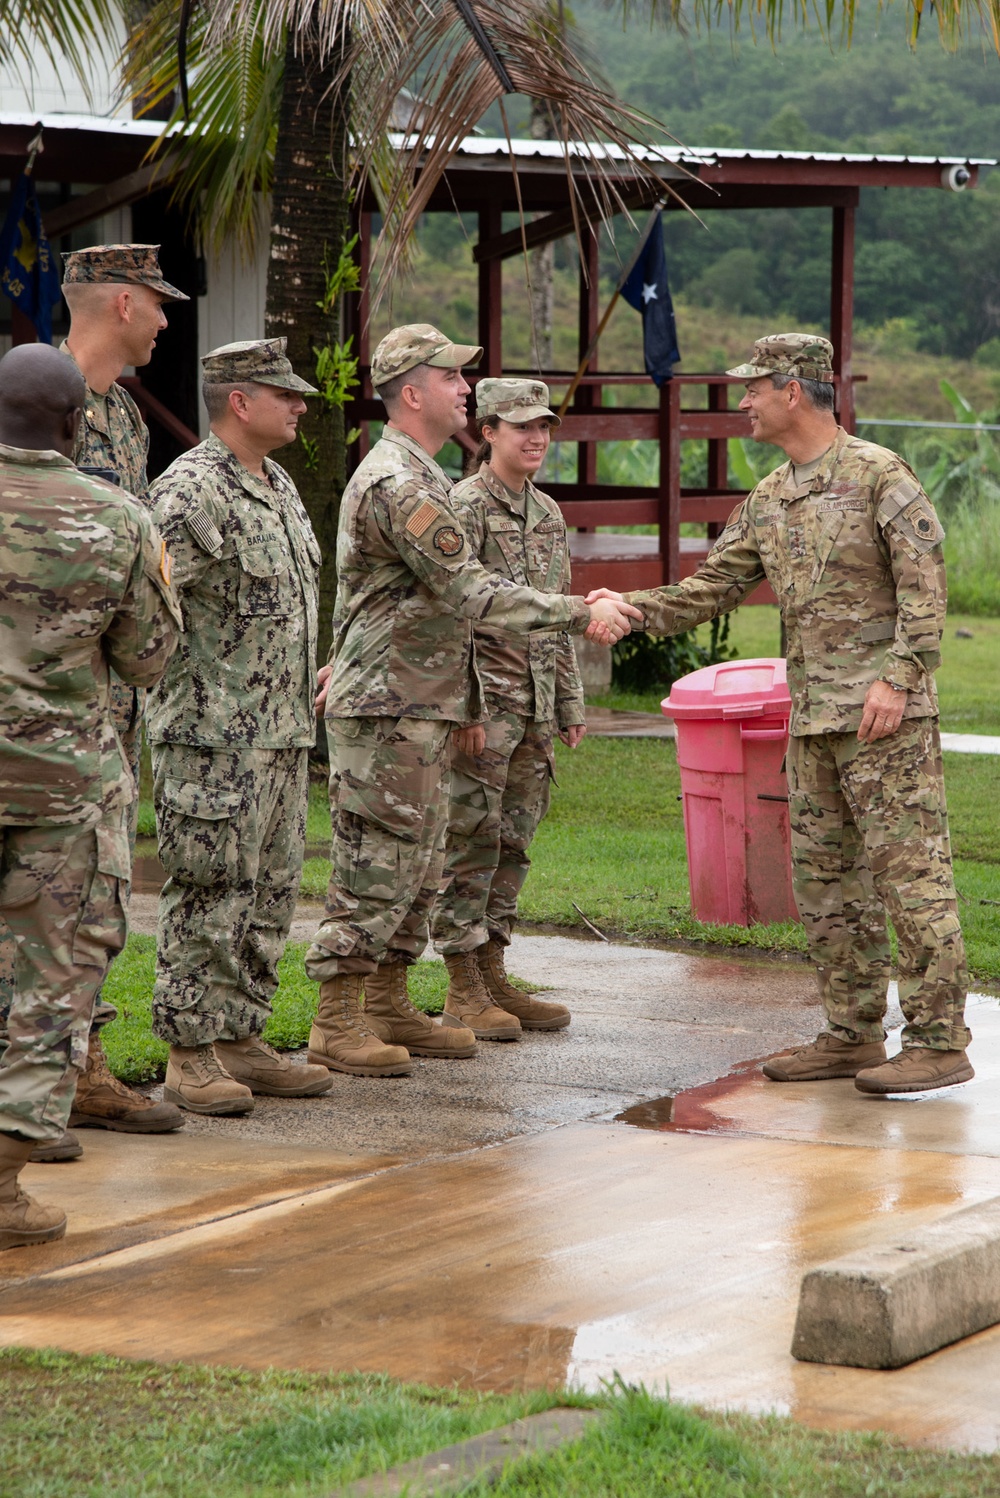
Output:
left=438, top=137, right=995, bottom=168
left=5, top=113, right=994, bottom=170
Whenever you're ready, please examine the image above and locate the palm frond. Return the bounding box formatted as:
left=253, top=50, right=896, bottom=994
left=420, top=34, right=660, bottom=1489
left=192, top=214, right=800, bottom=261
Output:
left=346, top=0, right=688, bottom=302
left=1, top=0, right=123, bottom=99
left=124, top=0, right=282, bottom=257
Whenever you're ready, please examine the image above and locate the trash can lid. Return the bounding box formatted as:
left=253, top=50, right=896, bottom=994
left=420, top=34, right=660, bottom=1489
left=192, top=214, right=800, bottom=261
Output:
left=661, top=657, right=791, bottom=721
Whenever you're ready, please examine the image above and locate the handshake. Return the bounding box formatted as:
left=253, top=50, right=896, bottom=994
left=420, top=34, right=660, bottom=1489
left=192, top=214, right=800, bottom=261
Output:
left=583, top=588, right=643, bottom=646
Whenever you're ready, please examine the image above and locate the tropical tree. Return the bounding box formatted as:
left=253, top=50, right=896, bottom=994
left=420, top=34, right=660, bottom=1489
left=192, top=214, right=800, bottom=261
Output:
left=123, top=0, right=673, bottom=653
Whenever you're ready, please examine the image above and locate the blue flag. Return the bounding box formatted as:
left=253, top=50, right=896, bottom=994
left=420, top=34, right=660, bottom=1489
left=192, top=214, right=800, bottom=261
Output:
left=0, top=172, right=62, bottom=344
left=620, top=213, right=680, bottom=387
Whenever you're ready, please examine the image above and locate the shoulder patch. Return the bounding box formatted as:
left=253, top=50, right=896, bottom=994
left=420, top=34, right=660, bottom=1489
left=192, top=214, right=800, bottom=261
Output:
left=405, top=500, right=441, bottom=538
left=184, top=507, right=224, bottom=555
left=433, top=525, right=464, bottom=557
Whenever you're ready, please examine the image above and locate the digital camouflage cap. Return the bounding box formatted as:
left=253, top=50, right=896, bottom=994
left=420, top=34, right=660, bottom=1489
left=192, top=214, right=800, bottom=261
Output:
left=61, top=244, right=189, bottom=302
left=476, top=377, right=561, bottom=428
left=727, top=333, right=835, bottom=384
left=371, top=323, right=482, bottom=389
left=201, top=337, right=317, bottom=393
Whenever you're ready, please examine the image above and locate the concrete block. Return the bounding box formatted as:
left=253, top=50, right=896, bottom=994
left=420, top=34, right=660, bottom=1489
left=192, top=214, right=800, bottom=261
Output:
left=792, top=1197, right=1000, bottom=1369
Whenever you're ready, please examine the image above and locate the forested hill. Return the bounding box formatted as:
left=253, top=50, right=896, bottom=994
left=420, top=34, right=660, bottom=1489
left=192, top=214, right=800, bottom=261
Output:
left=566, top=3, right=1000, bottom=362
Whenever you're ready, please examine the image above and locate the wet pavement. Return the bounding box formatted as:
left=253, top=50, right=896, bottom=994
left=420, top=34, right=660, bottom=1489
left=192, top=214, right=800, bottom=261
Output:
left=1, top=936, right=999, bottom=1453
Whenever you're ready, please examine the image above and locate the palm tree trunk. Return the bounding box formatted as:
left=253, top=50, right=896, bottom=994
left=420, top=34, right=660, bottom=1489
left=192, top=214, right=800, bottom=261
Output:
left=265, top=20, right=350, bottom=666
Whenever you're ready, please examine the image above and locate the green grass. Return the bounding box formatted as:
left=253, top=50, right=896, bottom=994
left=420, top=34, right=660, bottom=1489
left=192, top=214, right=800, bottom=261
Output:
left=0, top=1348, right=564, bottom=1498
left=4, top=1353, right=1000, bottom=1498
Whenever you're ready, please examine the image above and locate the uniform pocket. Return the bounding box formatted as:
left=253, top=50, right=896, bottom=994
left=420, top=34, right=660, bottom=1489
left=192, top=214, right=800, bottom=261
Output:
left=235, top=536, right=293, bottom=617
left=157, top=779, right=242, bottom=887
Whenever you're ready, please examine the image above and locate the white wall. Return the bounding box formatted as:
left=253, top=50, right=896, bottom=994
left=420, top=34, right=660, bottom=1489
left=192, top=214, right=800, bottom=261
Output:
left=197, top=196, right=270, bottom=436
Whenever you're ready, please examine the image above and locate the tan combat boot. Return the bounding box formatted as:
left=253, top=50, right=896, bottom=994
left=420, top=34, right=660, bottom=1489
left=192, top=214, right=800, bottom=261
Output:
left=214, top=1036, right=334, bottom=1097
left=855, top=1047, right=974, bottom=1095
left=71, top=1031, right=184, bottom=1133
left=762, top=1031, right=886, bottom=1082
left=478, top=939, right=570, bottom=1031
left=308, top=975, right=411, bottom=1077
left=0, top=1134, right=67, bottom=1251
left=364, top=962, right=476, bottom=1058
left=164, top=1044, right=254, bottom=1115
left=29, top=1130, right=83, bottom=1163
left=442, top=951, right=521, bottom=1041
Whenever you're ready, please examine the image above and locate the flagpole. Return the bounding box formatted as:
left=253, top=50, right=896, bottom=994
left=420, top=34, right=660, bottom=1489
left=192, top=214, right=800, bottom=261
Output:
left=556, top=197, right=667, bottom=420
left=24, top=124, right=43, bottom=178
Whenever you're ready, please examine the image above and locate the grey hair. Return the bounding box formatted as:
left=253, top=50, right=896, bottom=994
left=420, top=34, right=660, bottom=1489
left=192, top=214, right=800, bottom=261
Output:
left=202, top=380, right=260, bottom=422
left=769, top=372, right=836, bottom=412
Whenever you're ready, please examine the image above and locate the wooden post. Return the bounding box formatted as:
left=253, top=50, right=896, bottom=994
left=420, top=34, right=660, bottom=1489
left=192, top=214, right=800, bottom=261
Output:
left=831, top=198, right=857, bottom=435
left=575, top=227, right=600, bottom=519
left=478, top=202, right=503, bottom=377
left=658, top=380, right=681, bottom=584
left=706, top=380, right=729, bottom=542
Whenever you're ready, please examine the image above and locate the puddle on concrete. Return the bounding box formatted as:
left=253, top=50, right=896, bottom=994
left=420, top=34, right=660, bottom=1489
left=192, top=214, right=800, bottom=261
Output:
left=615, top=1096, right=675, bottom=1129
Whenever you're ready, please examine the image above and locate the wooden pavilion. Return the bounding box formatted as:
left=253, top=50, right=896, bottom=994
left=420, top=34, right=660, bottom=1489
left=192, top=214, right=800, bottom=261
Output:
left=346, top=141, right=992, bottom=598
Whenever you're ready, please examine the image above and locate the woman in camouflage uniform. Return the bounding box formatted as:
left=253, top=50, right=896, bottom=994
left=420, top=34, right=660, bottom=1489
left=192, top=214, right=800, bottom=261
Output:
left=432, top=379, right=584, bottom=1034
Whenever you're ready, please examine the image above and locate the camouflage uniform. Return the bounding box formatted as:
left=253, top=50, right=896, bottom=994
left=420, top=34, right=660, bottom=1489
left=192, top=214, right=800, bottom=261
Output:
left=307, top=331, right=595, bottom=982
left=432, top=380, right=585, bottom=955
left=0, top=245, right=190, bottom=1051
left=0, top=442, right=180, bottom=1143
left=625, top=335, right=967, bottom=1053
left=148, top=339, right=321, bottom=1048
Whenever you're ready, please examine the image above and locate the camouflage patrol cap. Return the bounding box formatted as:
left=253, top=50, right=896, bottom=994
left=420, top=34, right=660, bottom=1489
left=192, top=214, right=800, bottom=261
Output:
left=61, top=244, right=189, bottom=302
left=371, top=323, right=482, bottom=389
left=727, top=333, right=835, bottom=384
left=476, top=377, right=561, bottom=429
left=201, top=337, right=317, bottom=393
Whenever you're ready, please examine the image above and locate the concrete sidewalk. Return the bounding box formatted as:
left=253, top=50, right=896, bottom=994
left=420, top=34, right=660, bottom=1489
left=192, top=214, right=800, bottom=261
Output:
left=1, top=934, right=999, bottom=1454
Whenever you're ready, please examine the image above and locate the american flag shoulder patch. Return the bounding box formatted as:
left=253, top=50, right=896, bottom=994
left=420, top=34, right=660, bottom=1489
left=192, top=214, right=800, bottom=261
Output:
left=405, top=500, right=441, bottom=537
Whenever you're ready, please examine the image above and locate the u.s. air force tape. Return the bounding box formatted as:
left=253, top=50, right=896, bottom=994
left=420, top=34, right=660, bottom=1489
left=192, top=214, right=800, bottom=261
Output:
left=185, top=507, right=224, bottom=555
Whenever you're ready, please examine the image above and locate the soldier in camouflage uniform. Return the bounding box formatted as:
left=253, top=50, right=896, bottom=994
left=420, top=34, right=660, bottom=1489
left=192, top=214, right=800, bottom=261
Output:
left=306, top=325, right=639, bottom=1073
left=0, top=342, right=180, bottom=1249
left=1, top=244, right=190, bottom=1153
left=432, top=379, right=584, bottom=1032
left=148, top=338, right=333, bottom=1115
left=589, top=333, right=971, bottom=1095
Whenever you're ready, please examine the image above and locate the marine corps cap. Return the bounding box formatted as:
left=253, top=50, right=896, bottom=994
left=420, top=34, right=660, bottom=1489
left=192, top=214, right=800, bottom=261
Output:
left=61, top=244, right=190, bottom=302
left=201, top=337, right=318, bottom=393
left=371, top=323, right=482, bottom=389
left=727, top=333, right=835, bottom=384
left=476, top=377, right=561, bottom=428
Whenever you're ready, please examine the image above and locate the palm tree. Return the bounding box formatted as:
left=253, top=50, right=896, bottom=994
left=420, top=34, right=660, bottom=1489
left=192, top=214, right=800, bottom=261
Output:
left=124, top=0, right=673, bottom=653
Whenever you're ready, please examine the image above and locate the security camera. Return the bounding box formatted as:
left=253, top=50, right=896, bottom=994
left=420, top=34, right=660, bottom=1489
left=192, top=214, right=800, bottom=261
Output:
left=941, top=165, right=971, bottom=192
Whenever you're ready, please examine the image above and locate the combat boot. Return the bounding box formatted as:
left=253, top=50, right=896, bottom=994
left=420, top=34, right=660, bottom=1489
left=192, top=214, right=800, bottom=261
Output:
left=364, top=962, right=476, bottom=1058
left=71, top=1031, right=185, bottom=1133
left=442, top=951, right=521, bottom=1041
left=214, top=1036, right=333, bottom=1097
left=164, top=1044, right=254, bottom=1115
left=855, top=1047, right=975, bottom=1095
left=308, top=975, right=412, bottom=1077
left=0, top=1134, right=66, bottom=1251
left=29, top=1130, right=83, bottom=1163
left=762, top=1031, right=886, bottom=1082
left=477, top=939, right=570, bottom=1031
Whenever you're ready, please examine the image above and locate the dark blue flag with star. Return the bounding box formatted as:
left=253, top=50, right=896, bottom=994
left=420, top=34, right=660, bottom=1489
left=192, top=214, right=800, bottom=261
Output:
left=0, top=171, right=62, bottom=343
left=621, top=213, right=680, bottom=387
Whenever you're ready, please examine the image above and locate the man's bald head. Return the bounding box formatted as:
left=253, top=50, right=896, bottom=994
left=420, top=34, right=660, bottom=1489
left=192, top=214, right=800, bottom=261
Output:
left=0, top=344, right=85, bottom=456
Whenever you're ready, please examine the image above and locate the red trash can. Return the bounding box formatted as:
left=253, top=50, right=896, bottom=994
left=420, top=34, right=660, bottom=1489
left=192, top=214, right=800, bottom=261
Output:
left=662, top=658, right=799, bottom=927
